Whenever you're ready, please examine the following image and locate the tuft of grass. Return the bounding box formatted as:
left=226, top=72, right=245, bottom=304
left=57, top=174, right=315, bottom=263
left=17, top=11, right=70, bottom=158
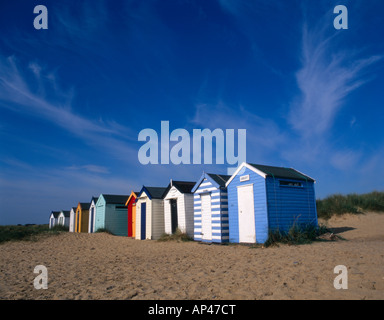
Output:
left=48, top=225, right=69, bottom=233
left=95, top=228, right=113, bottom=234
left=264, top=223, right=331, bottom=247
left=158, top=228, right=193, bottom=242
left=0, top=224, right=68, bottom=244
left=316, top=191, right=384, bottom=220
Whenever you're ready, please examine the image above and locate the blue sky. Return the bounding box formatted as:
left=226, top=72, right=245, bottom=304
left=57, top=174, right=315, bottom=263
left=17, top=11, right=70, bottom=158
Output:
left=1, top=0, right=383, bottom=225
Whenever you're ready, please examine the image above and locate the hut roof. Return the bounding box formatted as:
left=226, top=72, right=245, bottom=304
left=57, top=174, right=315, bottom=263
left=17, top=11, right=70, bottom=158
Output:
left=91, top=196, right=99, bottom=203
left=164, top=180, right=196, bottom=195
left=50, top=211, right=60, bottom=218
left=249, top=163, right=315, bottom=182
left=191, top=172, right=231, bottom=193
left=102, top=194, right=129, bottom=204
left=139, top=186, right=167, bottom=199
left=206, top=173, right=231, bottom=187
left=78, top=202, right=91, bottom=210
left=60, top=210, right=70, bottom=217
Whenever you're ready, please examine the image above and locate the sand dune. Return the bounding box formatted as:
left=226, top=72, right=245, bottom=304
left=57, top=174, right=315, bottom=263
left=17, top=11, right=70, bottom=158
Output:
left=0, top=212, right=383, bottom=300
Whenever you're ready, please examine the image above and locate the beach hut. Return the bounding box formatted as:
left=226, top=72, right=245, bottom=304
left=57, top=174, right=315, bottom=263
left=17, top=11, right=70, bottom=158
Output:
left=126, top=191, right=139, bottom=238
left=135, top=186, right=167, bottom=240
left=94, top=194, right=129, bottom=236
left=88, top=196, right=99, bottom=233
left=192, top=173, right=231, bottom=243
left=49, top=211, right=60, bottom=229
left=163, top=180, right=195, bottom=236
left=69, top=207, right=76, bottom=232
left=58, top=210, right=70, bottom=227
left=225, top=162, right=318, bottom=244
left=75, top=202, right=91, bottom=233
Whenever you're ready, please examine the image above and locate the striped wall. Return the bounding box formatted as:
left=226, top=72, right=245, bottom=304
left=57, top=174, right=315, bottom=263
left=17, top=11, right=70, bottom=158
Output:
left=193, top=178, right=229, bottom=243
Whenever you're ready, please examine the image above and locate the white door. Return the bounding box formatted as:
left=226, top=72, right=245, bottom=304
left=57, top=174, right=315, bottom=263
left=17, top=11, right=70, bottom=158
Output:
left=238, top=184, right=256, bottom=243
left=200, top=193, right=212, bottom=240
left=70, top=212, right=75, bottom=232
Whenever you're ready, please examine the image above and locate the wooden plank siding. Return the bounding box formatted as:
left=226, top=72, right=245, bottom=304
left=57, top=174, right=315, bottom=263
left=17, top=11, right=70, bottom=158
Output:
left=93, top=194, right=129, bottom=236
left=95, top=197, right=106, bottom=232
left=49, top=211, right=60, bottom=229
left=104, top=203, right=128, bottom=236
left=58, top=211, right=70, bottom=228
left=164, top=186, right=182, bottom=234
left=226, top=162, right=318, bottom=244
left=163, top=185, right=195, bottom=236
left=135, top=195, right=151, bottom=240
left=132, top=203, right=136, bottom=237
left=184, top=194, right=195, bottom=236
left=88, top=197, right=98, bottom=233
left=75, top=203, right=90, bottom=233
left=69, top=207, right=76, bottom=232
left=265, top=177, right=318, bottom=232
left=135, top=187, right=167, bottom=240
left=126, top=191, right=138, bottom=238
left=149, top=199, right=165, bottom=240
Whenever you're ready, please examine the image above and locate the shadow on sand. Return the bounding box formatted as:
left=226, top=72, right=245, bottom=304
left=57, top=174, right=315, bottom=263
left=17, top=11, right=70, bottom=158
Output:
left=327, top=226, right=356, bottom=235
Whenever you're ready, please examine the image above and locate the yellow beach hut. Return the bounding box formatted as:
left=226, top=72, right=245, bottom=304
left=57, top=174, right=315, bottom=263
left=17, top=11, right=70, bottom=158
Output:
left=75, top=202, right=91, bottom=233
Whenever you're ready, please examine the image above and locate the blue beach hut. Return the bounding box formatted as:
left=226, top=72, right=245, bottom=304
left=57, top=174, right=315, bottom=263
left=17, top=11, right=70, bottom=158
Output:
left=94, top=194, right=129, bottom=235
left=226, top=162, right=318, bottom=244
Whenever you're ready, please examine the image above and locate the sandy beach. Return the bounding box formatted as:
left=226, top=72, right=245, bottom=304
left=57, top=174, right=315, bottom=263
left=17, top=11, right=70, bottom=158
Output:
left=1, top=212, right=383, bottom=300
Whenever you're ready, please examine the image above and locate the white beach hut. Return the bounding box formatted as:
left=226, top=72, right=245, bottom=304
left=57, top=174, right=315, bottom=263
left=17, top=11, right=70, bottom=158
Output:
left=49, top=211, right=60, bottom=229
left=135, top=186, right=167, bottom=240
left=163, top=180, right=195, bottom=236
left=88, top=196, right=99, bottom=233
left=58, top=210, right=70, bottom=228
left=69, top=207, right=76, bottom=232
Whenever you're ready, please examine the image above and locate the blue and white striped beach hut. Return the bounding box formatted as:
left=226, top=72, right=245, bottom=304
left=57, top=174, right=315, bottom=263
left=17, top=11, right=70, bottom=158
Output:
left=192, top=172, right=231, bottom=243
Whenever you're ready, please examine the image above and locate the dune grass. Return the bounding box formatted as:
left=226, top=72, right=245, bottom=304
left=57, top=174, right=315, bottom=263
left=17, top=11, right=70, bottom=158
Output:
left=0, top=224, right=68, bottom=244
left=158, top=228, right=193, bottom=242
left=264, top=223, right=331, bottom=247
left=2, top=191, right=382, bottom=245
left=316, top=191, right=384, bottom=220
left=264, top=190, right=384, bottom=247
left=95, top=228, right=113, bottom=234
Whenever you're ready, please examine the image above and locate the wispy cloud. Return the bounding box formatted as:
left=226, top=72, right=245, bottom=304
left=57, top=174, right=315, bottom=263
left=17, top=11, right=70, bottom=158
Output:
left=189, top=101, right=288, bottom=166
left=289, top=22, right=383, bottom=138
left=0, top=163, right=137, bottom=224
left=0, top=56, right=101, bottom=132
left=0, top=55, right=137, bottom=161
left=65, top=164, right=110, bottom=174
left=51, top=1, right=110, bottom=50
left=189, top=8, right=384, bottom=180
